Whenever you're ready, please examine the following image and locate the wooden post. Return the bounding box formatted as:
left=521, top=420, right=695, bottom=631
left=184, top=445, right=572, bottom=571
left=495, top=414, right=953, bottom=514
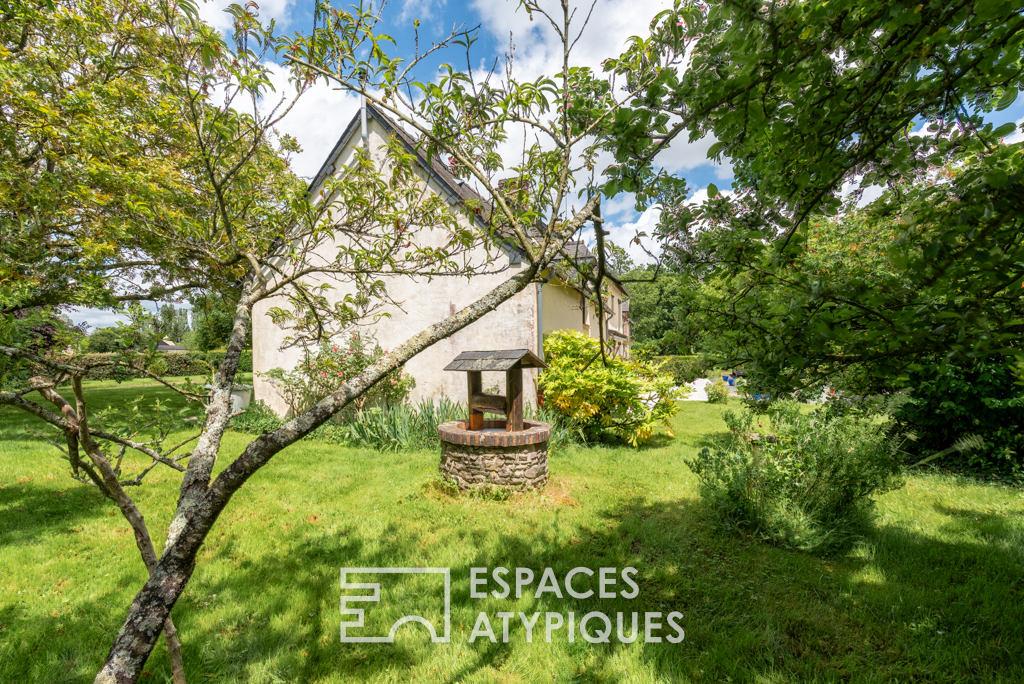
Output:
left=506, top=366, right=523, bottom=432
left=467, top=370, right=483, bottom=430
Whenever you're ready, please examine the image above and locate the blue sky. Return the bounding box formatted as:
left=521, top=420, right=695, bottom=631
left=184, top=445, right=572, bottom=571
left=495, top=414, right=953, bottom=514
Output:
left=72, top=0, right=1023, bottom=328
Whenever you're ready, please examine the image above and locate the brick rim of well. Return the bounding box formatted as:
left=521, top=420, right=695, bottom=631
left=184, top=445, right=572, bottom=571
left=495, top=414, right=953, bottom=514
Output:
left=437, top=419, right=551, bottom=447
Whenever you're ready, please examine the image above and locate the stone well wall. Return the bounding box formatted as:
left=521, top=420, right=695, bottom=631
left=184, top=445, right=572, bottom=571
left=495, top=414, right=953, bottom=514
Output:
left=437, top=420, right=549, bottom=491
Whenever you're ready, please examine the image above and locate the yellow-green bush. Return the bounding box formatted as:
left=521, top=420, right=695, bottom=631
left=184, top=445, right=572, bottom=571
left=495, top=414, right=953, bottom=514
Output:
left=707, top=379, right=730, bottom=404
left=538, top=330, right=683, bottom=446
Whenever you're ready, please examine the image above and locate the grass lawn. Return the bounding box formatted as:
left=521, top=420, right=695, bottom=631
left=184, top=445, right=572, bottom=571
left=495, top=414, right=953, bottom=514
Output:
left=2, top=382, right=1023, bottom=683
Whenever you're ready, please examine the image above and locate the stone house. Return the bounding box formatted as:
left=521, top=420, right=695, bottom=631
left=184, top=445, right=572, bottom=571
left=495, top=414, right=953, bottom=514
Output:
left=252, top=102, right=629, bottom=416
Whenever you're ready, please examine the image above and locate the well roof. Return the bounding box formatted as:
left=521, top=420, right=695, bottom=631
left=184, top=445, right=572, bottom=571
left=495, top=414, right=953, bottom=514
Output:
left=443, top=349, right=548, bottom=372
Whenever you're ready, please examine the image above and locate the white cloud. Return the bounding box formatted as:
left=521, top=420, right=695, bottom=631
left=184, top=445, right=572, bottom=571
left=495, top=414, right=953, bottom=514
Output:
left=604, top=204, right=663, bottom=265
left=70, top=302, right=173, bottom=330
left=260, top=63, right=361, bottom=179
left=687, top=185, right=734, bottom=205
left=197, top=0, right=296, bottom=33
left=467, top=0, right=729, bottom=218
left=400, top=0, right=448, bottom=23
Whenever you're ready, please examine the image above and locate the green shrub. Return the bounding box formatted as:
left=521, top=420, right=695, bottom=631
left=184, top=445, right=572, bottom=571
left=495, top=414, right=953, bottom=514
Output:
left=654, top=355, right=707, bottom=384
left=206, top=350, right=252, bottom=374
left=538, top=330, right=682, bottom=446
left=163, top=352, right=211, bottom=377
left=262, top=332, right=413, bottom=419
left=86, top=328, right=120, bottom=353
left=891, top=356, right=1024, bottom=480
left=339, top=398, right=577, bottom=453
left=78, top=353, right=140, bottom=381
left=706, top=379, right=729, bottom=404
left=628, top=340, right=660, bottom=361
left=231, top=400, right=284, bottom=434
left=687, top=403, right=903, bottom=554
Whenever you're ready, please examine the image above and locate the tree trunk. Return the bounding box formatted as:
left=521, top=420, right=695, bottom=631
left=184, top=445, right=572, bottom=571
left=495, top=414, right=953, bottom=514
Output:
left=58, top=378, right=190, bottom=684
left=95, top=196, right=600, bottom=683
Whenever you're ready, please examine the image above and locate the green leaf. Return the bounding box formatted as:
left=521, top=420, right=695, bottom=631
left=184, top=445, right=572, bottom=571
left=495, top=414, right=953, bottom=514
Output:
left=707, top=183, right=719, bottom=198
left=995, top=88, right=1019, bottom=111
left=984, top=168, right=1008, bottom=188
left=991, top=121, right=1017, bottom=138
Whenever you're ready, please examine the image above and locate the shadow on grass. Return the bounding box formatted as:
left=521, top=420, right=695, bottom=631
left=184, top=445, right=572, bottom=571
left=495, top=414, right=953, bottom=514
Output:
left=136, top=499, right=1024, bottom=681
left=4, top=490, right=1024, bottom=683
left=933, top=502, right=1024, bottom=542
left=0, top=480, right=107, bottom=547
left=694, top=431, right=734, bottom=452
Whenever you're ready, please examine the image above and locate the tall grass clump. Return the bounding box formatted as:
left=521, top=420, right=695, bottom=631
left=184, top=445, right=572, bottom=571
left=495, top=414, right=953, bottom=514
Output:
left=687, top=402, right=903, bottom=554
left=233, top=397, right=579, bottom=454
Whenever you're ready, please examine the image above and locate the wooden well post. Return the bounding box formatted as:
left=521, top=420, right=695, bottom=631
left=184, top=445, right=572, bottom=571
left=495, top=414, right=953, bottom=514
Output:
left=443, top=350, right=546, bottom=433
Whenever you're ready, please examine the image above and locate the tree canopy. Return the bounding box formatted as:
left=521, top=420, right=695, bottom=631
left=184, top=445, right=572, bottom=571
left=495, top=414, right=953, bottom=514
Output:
left=599, top=0, right=1024, bottom=393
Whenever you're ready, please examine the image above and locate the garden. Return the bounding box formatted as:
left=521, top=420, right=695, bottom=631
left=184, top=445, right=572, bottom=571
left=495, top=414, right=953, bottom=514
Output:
left=3, top=375, right=1023, bottom=683
left=3, top=0, right=1023, bottom=682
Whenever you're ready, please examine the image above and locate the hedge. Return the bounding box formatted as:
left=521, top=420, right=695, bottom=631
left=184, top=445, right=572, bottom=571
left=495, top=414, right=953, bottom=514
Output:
left=206, top=350, right=252, bottom=373
left=70, top=350, right=252, bottom=379
left=654, top=355, right=708, bottom=384
left=163, top=352, right=212, bottom=376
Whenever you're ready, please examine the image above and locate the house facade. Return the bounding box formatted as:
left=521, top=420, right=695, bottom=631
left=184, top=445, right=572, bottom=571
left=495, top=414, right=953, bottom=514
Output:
left=252, top=103, right=629, bottom=416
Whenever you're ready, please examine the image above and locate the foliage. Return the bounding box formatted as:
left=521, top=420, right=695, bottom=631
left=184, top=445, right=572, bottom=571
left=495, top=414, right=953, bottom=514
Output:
left=230, top=399, right=284, bottom=434
left=538, top=330, right=682, bottom=446
left=604, top=240, right=636, bottom=276
left=147, top=304, right=191, bottom=345
left=600, top=0, right=1024, bottom=394
left=619, top=268, right=700, bottom=354
left=232, top=396, right=578, bottom=455
left=605, top=0, right=1023, bottom=217
left=190, top=293, right=249, bottom=352
left=163, top=352, right=213, bottom=377
left=654, top=355, right=707, bottom=384
left=0, top=0, right=208, bottom=316
left=687, top=403, right=904, bottom=554
left=1, top=0, right=643, bottom=676
left=671, top=158, right=1024, bottom=399
left=68, top=350, right=249, bottom=379
left=85, top=328, right=118, bottom=354
left=706, top=379, right=729, bottom=404
left=262, top=332, right=414, bottom=419
left=206, top=350, right=252, bottom=374
left=892, top=356, right=1024, bottom=481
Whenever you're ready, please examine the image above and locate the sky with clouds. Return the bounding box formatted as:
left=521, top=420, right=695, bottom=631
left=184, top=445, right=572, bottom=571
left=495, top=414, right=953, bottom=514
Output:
left=201, top=0, right=734, bottom=255
left=72, top=0, right=1023, bottom=328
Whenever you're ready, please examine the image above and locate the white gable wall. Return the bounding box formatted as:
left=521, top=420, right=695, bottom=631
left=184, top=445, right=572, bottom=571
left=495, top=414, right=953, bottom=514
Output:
left=252, top=118, right=541, bottom=416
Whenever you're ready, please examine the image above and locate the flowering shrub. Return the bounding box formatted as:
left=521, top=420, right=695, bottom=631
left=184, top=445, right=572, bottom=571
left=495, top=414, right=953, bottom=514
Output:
left=537, top=330, right=683, bottom=446
left=262, top=331, right=414, bottom=418
left=686, top=402, right=903, bottom=554
left=706, top=379, right=729, bottom=404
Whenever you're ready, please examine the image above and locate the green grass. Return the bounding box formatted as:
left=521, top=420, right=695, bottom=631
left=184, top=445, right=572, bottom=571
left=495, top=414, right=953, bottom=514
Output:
left=1, top=384, right=1023, bottom=683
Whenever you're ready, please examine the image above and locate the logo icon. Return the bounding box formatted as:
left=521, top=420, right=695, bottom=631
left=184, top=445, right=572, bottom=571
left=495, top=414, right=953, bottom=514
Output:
left=340, top=567, right=451, bottom=643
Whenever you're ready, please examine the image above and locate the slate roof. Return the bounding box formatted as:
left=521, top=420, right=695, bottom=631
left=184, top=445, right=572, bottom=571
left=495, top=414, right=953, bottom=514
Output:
left=560, top=241, right=594, bottom=260
left=308, top=102, right=491, bottom=218
left=307, top=103, right=627, bottom=294
left=443, top=349, right=548, bottom=372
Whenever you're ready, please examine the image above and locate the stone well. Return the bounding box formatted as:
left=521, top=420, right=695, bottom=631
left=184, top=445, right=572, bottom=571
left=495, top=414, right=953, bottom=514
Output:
left=437, top=419, right=550, bottom=491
